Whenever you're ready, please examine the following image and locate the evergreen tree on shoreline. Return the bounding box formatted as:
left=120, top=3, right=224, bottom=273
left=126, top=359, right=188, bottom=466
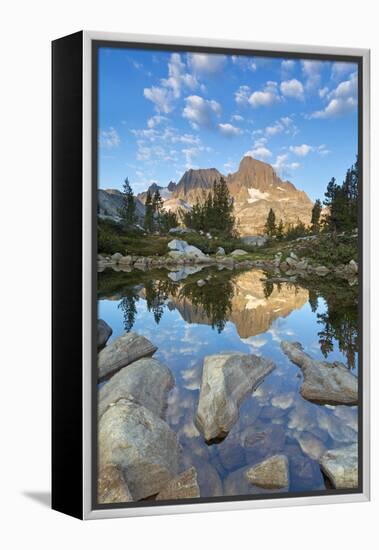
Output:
left=311, top=199, right=322, bottom=233
left=152, top=189, right=164, bottom=230
left=119, top=177, right=137, bottom=228
left=323, top=158, right=358, bottom=232
left=144, top=189, right=154, bottom=232
left=265, top=208, right=276, bottom=237
left=276, top=219, right=285, bottom=240
left=179, top=177, right=236, bottom=237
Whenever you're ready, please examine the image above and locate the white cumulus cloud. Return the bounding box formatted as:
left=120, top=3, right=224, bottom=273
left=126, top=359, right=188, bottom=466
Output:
left=231, top=56, right=257, bottom=72
left=161, top=53, right=198, bottom=98
left=281, top=59, right=296, bottom=71
left=235, top=85, right=251, bottom=106
left=99, top=127, right=120, bottom=149
left=147, top=115, right=168, bottom=128
left=188, top=53, right=226, bottom=75
left=249, top=81, right=280, bottom=107
left=264, top=116, right=298, bottom=137
left=245, top=142, right=272, bottom=160
left=280, top=78, right=304, bottom=100
left=218, top=123, right=242, bottom=137
left=183, top=95, right=222, bottom=129
left=144, top=86, right=173, bottom=113
left=309, top=72, right=357, bottom=119
left=144, top=53, right=199, bottom=114
left=302, top=60, right=323, bottom=91
left=273, top=154, right=301, bottom=177
left=289, top=144, right=313, bottom=156
left=331, top=62, right=356, bottom=80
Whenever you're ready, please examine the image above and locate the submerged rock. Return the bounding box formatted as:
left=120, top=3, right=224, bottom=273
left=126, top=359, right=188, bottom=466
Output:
left=99, top=399, right=180, bottom=500
left=97, top=463, right=132, bottom=504
left=195, top=353, right=276, bottom=443
left=225, top=462, right=289, bottom=496
left=156, top=467, right=200, bottom=500
left=280, top=341, right=358, bottom=405
left=294, top=432, right=326, bottom=460
left=244, top=424, right=287, bottom=464
left=246, top=455, right=289, bottom=489
left=185, top=455, right=223, bottom=497
left=316, top=408, right=357, bottom=443
left=98, top=358, right=174, bottom=420
left=319, top=443, right=358, bottom=489
left=98, top=332, right=157, bottom=380
left=333, top=406, right=358, bottom=432
left=97, top=319, right=112, bottom=350
left=217, top=431, right=246, bottom=471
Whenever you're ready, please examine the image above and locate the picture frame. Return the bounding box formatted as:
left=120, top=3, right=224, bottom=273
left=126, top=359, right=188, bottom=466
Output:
left=52, top=30, right=370, bottom=520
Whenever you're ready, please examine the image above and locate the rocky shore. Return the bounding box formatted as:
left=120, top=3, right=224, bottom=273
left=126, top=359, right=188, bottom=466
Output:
left=98, top=238, right=358, bottom=284
left=97, top=318, right=358, bottom=503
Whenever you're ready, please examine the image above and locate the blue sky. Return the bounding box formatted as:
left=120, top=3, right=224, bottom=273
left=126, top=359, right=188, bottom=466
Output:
left=98, top=47, right=358, bottom=201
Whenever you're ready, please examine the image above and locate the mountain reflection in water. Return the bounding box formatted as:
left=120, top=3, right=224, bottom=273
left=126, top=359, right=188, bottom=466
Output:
left=98, top=266, right=358, bottom=368
left=98, top=266, right=358, bottom=497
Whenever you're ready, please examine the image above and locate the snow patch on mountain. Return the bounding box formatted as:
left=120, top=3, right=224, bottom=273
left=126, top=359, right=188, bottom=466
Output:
left=247, top=188, right=270, bottom=203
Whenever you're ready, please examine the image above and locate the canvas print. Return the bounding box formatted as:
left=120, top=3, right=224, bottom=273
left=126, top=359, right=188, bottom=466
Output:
left=95, top=45, right=360, bottom=506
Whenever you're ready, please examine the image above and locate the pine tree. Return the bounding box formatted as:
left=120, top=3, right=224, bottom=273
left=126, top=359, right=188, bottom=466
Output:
left=217, top=177, right=235, bottom=235
left=350, top=157, right=359, bottom=228
left=119, top=177, right=137, bottom=228
left=204, top=190, right=214, bottom=232
left=179, top=177, right=236, bottom=237
left=311, top=199, right=322, bottom=233
left=265, top=208, right=276, bottom=237
left=144, top=189, right=154, bottom=232
left=160, top=210, right=178, bottom=233
left=343, top=158, right=358, bottom=229
left=276, top=219, right=285, bottom=240
left=324, top=177, right=339, bottom=230
left=152, top=189, right=164, bottom=231
left=323, top=160, right=359, bottom=233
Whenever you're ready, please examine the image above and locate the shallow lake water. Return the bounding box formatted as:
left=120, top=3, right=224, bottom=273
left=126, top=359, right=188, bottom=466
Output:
left=98, top=266, right=359, bottom=498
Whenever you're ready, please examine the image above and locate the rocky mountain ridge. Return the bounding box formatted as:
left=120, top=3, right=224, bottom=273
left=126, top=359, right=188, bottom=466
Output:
left=99, top=156, right=314, bottom=236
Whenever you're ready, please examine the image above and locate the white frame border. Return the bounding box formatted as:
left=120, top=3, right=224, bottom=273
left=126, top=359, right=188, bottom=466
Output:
left=82, top=31, right=370, bottom=520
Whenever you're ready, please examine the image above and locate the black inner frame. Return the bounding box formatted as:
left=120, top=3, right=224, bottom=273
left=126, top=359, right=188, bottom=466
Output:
left=91, top=39, right=364, bottom=511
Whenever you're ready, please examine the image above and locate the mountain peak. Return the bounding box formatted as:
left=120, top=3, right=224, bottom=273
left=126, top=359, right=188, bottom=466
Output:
left=173, top=167, right=223, bottom=201
left=146, top=182, right=162, bottom=194
left=239, top=155, right=271, bottom=169
left=228, top=155, right=283, bottom=193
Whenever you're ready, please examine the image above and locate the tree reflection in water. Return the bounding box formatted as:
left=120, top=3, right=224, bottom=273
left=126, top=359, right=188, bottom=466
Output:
left=118, top=289, right=139, bottom=332
left=144, top=279, right=178, bottom=325
left=178, top=275, right=235, bottom=333
left=307, top=282, right=358, bottom=369
left=99, top=267, right=358, bottom=369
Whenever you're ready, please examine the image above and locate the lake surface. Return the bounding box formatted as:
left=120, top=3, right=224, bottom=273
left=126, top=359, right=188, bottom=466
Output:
left=98, top=265, right=359, bottom=498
